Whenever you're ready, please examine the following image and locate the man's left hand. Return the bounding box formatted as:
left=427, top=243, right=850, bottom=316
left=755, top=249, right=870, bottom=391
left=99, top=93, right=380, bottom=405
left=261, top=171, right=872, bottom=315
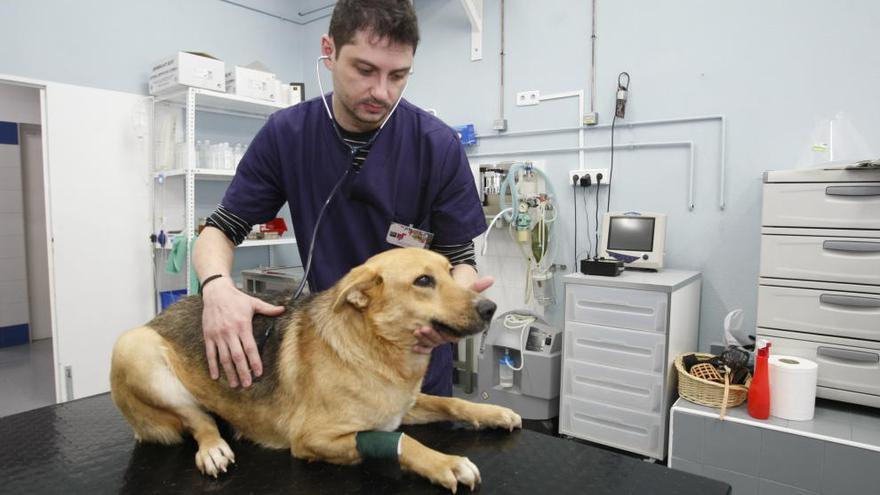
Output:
left=412, top=275, right=494, bottom=355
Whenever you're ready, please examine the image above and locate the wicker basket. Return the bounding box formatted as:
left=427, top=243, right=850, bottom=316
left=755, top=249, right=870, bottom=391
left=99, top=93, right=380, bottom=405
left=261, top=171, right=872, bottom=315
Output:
left=676, top=353, right=751, bottom=418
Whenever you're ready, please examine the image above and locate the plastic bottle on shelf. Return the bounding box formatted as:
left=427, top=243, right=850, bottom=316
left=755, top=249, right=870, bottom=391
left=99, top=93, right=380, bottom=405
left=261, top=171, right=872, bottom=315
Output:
left=196, top=140, right=206, bottom=169
left=748, top=340, right=772, bottom=420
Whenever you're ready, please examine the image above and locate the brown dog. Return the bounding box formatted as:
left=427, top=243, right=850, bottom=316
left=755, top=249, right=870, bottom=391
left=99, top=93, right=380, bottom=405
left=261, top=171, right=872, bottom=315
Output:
left=110, top=247, right=521, bottom=492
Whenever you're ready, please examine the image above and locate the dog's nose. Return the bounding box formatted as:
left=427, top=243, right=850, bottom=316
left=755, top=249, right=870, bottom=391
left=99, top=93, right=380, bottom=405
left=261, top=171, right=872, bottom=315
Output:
left=476, top=299, right=497, bottom=322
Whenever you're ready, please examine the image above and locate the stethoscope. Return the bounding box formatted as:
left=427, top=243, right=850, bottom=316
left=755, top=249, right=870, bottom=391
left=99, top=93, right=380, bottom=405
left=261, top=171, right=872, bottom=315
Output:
left=288, top=55, right=411, bottom=302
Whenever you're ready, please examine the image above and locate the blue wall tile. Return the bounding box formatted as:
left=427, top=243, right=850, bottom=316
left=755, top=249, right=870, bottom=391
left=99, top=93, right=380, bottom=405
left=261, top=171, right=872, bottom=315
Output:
left=0, top=121, right=19, bottom=145
left=0, top=324, right=30, bottom=347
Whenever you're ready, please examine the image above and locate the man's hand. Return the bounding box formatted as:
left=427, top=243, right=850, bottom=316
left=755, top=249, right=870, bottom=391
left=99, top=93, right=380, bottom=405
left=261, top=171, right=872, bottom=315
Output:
left=412, top=274, right=495, bottom=355
left=201, top=277, right=285, bottom=387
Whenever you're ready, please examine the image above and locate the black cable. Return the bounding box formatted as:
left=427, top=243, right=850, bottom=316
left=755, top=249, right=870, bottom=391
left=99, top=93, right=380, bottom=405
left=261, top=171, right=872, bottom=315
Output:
left=573, top=184, right=578, bottom=268
left=607, top=113, right=618, bottom=214
left=595, top=177, right=600, bottom=257
left=582, top=186, right=592, bottom=259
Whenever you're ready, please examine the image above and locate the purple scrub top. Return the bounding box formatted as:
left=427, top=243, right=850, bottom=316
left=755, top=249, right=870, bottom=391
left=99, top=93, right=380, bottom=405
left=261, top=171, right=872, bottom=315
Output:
left=221, top=95, right=487, bottom=396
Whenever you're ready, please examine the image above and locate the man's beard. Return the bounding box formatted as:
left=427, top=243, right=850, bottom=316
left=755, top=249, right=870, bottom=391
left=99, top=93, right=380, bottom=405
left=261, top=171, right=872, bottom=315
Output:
left=345, top=98, right=389, bottom=126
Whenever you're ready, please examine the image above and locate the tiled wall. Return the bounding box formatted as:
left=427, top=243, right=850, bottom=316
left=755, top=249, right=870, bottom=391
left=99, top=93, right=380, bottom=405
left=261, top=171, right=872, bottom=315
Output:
left=670, top=408, right=880, bottom=495
left=0, top=121, right=30, bottom=347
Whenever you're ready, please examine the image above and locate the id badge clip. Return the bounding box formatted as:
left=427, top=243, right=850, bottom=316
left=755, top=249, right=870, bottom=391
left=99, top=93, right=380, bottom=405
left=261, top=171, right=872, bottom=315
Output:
left=386, top=222, right=433, bottom=249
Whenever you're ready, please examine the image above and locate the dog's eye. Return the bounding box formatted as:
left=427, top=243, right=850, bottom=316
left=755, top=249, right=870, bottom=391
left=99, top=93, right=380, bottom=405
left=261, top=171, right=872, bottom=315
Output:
left=413, top=275, right=436, bottom=288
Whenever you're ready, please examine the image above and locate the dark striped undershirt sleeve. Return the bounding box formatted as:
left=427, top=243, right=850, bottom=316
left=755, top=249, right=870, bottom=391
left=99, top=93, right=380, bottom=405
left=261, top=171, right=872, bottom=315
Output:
left=431, top=241, right=477, bottom=267
left=205, top=204, right=252, bottom=246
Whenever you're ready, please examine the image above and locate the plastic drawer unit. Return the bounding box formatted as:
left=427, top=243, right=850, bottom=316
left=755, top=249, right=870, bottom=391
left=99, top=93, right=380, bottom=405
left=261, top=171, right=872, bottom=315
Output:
left=560, top=270, right=701, bottom=459
left=758, top=166, right=880, bottom=408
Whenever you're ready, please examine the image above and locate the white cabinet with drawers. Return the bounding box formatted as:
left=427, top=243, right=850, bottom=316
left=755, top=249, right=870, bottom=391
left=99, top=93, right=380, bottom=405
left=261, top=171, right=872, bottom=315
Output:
left=758, top=166, right=880, bottom=408
left=560, top=270, right=701, bottom=459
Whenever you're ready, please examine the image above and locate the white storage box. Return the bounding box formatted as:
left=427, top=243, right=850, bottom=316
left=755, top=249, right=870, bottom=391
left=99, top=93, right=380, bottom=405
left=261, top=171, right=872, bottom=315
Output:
left=284, top=83, right=304, bottom=106
left=149, top=52, right=226, bottom=95
left=226, top=66, right=279, bottom=102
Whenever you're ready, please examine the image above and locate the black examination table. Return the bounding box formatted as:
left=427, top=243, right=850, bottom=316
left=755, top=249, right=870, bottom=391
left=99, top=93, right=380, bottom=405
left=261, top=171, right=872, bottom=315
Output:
left=0, top=394, right=730, bottom=494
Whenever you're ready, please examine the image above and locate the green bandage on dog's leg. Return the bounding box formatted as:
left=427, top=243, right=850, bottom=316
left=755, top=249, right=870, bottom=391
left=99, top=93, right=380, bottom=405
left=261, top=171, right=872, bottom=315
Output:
left=355, top=431, right=403, bottom=460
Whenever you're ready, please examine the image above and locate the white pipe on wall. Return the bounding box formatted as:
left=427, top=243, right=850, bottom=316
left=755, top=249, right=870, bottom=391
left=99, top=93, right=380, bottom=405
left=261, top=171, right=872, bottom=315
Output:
left=474, top=114, right=727, bottom=209
left=467, top=140, right=697, bottom=210
left=535, top=90, right=585, bottom=170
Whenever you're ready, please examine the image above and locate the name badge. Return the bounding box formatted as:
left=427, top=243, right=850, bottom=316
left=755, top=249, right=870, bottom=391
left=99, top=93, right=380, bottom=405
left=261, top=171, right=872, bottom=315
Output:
left=386, top=222, right=434, bottom=248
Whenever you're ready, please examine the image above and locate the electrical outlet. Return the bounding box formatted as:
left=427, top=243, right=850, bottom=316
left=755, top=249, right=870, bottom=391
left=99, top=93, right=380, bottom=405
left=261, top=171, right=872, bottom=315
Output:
left=516, top=90, right=540, bottom=106
left=569, top=168, right=610, bottom=186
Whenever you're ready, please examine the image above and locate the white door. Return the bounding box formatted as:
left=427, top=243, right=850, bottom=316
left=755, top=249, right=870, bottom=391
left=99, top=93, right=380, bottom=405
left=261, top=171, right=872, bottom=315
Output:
left=20, top=124, right=52, bottom=341
left=44, top=83, right=153, bottom=401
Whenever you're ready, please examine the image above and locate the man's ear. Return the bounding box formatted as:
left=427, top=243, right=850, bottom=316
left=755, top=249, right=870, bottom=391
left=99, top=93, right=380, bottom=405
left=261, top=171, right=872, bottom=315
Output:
left=321, top=34, right=335, bottom=69
left=333, top=265, right=383, bottom=312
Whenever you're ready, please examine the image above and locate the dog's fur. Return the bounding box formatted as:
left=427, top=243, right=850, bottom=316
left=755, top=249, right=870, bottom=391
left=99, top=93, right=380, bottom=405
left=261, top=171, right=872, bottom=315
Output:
left=110, top=248, right=521, bottom=492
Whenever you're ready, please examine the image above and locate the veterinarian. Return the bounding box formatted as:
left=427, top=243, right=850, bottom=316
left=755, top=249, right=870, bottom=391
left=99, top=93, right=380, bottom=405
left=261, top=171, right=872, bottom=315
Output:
left=193, top=0, right=490, bottom=397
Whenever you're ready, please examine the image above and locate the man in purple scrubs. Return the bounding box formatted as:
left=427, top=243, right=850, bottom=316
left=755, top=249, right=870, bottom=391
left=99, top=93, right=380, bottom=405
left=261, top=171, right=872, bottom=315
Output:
left=193, top=0, right=491, bottom=397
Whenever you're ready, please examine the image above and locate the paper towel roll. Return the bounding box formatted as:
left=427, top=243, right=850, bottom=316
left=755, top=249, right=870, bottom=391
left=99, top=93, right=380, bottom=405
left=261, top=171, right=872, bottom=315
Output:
left=769, top=355, right=818, bottom=421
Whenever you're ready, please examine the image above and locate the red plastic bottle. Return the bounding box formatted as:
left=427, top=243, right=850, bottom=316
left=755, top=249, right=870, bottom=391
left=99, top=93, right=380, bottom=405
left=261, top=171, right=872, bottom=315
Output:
left=748, top=340, right=771, bottom=419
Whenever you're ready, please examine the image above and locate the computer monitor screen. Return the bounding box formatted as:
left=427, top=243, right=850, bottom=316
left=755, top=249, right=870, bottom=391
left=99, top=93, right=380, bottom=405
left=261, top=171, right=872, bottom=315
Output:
left=607, top=217, right=655, bottom=252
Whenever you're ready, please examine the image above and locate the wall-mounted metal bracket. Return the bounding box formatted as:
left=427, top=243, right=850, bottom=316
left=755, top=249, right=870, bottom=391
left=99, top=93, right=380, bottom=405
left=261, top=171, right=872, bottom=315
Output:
left=459, top=0, right=483, bottom=61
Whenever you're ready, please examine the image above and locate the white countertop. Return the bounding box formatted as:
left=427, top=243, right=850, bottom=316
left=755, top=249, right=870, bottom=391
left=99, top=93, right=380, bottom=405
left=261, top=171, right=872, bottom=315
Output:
left=672, top=398, right=880, bottom=453
left=564, top=268, right=701, bottom=292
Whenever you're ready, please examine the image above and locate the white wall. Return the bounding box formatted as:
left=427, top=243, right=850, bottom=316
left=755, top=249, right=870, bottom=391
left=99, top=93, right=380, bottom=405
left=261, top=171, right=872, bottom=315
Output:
left=300, top=0, right=880, bottom=350
left=0, top=84, right=41, bottom=125
left=0, top=0, right=306, bottom=95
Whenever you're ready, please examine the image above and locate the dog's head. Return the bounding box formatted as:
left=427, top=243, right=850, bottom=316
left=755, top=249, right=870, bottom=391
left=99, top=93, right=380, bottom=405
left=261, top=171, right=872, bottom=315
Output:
left=332, top=248, right=497, bottom=341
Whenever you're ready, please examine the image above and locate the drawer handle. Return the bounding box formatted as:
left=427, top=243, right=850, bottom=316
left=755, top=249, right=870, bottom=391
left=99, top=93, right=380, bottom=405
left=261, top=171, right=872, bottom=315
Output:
left=825, top=185, right=880, bottom=197
left=817, top=346, right=880, bottom=364
left=820, top=294, right=880, bottom=308
left=822, top=240, right=880, bottom=253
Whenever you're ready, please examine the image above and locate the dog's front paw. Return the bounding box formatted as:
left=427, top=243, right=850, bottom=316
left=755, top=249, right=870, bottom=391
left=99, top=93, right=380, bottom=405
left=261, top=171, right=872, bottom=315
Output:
left=468, top=404, right=522, bottom=431
left=195, top=438, right=236, bottom=478
left=433, top=455, right=481, bottom=493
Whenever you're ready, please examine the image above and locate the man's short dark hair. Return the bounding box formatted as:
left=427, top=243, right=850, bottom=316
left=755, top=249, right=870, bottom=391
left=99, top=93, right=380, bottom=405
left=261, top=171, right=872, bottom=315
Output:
left=329, top=0, right=420, bottom=55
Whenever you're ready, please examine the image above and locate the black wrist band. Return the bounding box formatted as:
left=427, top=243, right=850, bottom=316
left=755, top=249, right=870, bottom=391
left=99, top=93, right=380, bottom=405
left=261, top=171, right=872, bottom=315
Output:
left=199, top=274, right=224, bottom=295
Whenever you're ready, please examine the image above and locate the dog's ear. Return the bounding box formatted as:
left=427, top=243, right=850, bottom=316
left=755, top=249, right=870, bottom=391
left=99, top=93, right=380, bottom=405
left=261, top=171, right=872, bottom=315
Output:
left=333, top=265, right=383, bottom=312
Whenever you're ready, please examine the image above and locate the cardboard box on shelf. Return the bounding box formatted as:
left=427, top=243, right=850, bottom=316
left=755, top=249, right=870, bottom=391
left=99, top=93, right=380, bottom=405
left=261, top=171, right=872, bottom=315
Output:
left=149, top=51, right=226, bottom=95
left=226, top=63, right=280, bottom=102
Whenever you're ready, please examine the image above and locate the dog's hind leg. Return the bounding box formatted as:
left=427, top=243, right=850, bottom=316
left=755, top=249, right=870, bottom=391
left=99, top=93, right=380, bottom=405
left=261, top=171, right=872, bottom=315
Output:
left=402, top=393, right=522, bottom=431
left=178, top=406, right=236, bottom=478
left=111, top=326, right=235, bottom=477
left=112, top=327, right=187, bottom=444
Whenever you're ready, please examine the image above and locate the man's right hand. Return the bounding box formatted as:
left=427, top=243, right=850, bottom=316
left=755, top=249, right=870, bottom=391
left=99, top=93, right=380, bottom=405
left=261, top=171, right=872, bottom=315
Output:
left=201, top=277, right=285, bottom=388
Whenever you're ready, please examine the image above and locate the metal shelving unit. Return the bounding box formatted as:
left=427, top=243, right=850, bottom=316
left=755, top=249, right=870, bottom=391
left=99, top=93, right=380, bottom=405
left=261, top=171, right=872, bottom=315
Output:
left=153, top=87, right=292, bottom=294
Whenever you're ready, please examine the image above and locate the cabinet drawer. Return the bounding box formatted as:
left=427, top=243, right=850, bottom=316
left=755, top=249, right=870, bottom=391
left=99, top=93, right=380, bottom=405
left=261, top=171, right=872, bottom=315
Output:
left=560, top=396, right=663, bottom=458
left=565, top=321, right=666, bottom=374
left=762, top=182, right=880, bottom=229
left=758, top=330, right=880, bottom=397
left=565, top=284, right=668, bottom=333
left=760, top=234, right=880, bottom=285
left=758, top=285, right=880, bottom=341
left=562, top=359, right=664, bottom=414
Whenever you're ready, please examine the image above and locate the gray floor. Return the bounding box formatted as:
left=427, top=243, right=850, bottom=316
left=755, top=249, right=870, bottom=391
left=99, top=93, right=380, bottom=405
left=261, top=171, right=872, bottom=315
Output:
left=0, top=339, right=55, bottom=417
